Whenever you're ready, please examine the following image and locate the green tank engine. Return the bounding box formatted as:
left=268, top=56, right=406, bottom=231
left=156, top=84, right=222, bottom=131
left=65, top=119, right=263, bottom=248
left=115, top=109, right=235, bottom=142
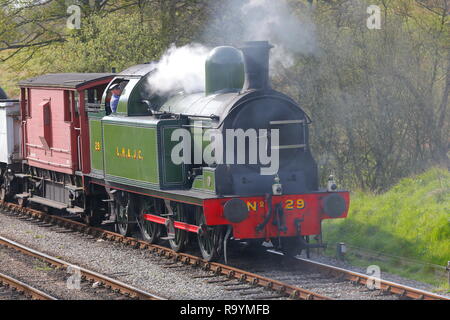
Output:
left=84, top=41, right=349, bottom=261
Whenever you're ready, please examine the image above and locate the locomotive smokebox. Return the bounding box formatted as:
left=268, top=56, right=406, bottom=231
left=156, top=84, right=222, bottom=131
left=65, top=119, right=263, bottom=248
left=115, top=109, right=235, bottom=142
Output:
left=241, top=41, right=273, bottom=91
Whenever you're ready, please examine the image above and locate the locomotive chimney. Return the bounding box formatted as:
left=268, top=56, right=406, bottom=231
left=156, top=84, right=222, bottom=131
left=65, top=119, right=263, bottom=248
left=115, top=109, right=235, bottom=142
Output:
left=241, top=41, right=273, bottom=91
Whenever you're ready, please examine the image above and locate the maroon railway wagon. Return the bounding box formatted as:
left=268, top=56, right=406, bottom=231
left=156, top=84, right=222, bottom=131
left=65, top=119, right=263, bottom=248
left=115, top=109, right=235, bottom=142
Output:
left=14, top=73, right=113, bottom=211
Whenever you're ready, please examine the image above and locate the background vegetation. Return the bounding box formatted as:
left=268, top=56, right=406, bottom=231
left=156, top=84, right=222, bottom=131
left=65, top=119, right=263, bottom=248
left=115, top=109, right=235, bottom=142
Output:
left=1, top=0, right=447, bottom=192
left=323, top=167, right=449, bottom=288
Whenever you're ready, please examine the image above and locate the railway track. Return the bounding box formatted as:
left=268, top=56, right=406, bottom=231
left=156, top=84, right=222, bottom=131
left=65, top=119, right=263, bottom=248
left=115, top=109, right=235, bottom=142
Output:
left=0, top=271, right=57, bottom=300
left=0, top=200, right=329, bottom=300
left=1, top=200, right=447, bottom=301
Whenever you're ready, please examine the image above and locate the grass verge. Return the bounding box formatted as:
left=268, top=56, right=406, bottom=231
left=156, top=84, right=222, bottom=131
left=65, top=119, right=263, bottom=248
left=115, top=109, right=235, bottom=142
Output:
left=322, top=167, right=450, bottom=291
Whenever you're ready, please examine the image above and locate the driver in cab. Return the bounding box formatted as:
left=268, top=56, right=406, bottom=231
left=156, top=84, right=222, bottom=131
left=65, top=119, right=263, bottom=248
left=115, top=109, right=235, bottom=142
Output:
left=109, top=83, right=122, bottom=114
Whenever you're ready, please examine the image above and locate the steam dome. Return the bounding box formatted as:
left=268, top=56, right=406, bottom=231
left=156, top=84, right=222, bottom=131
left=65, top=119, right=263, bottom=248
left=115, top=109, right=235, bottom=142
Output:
left=205, top=46, right=244, bottom=95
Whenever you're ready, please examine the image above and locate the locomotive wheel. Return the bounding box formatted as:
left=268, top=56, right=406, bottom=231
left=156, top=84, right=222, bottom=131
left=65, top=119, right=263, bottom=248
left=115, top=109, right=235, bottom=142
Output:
left=114, top=192, right=134, bottom=236
left=196, top=208, right=224, bottom=262
left=137, top=198, right=161, bottom=243
left=167, top=202, right=188, bottom=252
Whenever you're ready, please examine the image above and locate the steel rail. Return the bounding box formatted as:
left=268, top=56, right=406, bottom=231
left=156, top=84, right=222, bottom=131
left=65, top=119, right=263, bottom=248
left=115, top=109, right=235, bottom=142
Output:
left=0, top=200, right=330, bottom=300
left=295, top=258, right=449, bottom=300
left=0, top=234, right=165, bottom=300
left=0, top=272, right=58, bottom=300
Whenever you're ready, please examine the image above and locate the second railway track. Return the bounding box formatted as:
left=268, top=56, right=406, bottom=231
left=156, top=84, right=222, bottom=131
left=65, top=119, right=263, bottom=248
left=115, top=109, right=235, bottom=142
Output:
left=0, top=235, right=164, bottom=300
left=0, top=271, right=57, bottom=300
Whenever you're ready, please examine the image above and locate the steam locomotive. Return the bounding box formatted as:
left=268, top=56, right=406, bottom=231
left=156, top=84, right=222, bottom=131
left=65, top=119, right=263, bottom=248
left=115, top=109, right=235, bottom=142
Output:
left=0, top=41, right=349, bottom=261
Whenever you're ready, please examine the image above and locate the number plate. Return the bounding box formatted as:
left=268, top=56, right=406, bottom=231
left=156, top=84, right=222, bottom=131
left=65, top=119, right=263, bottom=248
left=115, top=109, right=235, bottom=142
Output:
left=283, top=199, right=305, bottom=210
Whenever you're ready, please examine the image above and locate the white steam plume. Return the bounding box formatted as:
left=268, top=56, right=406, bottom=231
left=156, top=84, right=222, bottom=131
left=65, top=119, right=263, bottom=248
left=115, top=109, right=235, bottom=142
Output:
left=205, top=0, right=317, bottom=69
left=147, top=43, right=210, bottom=96
left=148, top=0, right=316, bottom=96
left=241, top=0, right=317, bottom=68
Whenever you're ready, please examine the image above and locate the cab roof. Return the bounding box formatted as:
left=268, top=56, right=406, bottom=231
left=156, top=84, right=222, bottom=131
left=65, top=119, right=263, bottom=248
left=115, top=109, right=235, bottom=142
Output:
left=118, top=63, right=155, bottom=77
left=18, top=73, right=114, bottom=89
